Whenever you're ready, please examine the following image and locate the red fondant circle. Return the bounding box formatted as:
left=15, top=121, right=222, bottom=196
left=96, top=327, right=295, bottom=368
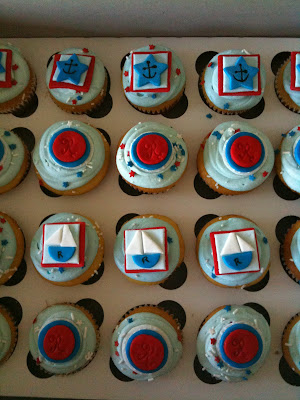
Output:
left=136, top=134, right=169, bottom=165
left=129, top=334, right=164, bottom=371
left=53, top=130, right=86, bottom=162
left=230, top=135, right=262, bottom=168
left=43, top=325, right=75, bottom=361
left=223, top=329, right=259, bottom=364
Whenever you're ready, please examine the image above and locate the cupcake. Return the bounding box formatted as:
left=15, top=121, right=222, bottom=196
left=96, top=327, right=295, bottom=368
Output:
left=0, top=43, right=37, bottom=114
left=275, top=51, right=300, bottom=114
left=196, top=215, right=270, bottom=289
left=114, top=214, right=184, bottom=285
left=280, top=219, right=300, bottom=285
left=111, top=304, right=183, bottom=381
left=29, top=303, right=99, bottom=375
left=30, top=213, right=104, bottom=286
left=0, top=304, right=18, bottom=365
left=200, top=49, right=266, bottom=115
left=33, top=120, right=110, bottom=196
left=122, top=44, right=185, bottom=114
left=197, top=121, right=274, bottom=195
left=0, top=127, right=31, bottom=194
left=282, top=313, right=300, bottom=377
left=116, top=122, right=188, bottom=194
left=196, top=304, right=271, bottom=382
left=46, top=47, right=107, bottom=114
left=275, top=124, right=300, bottom=195
left=0, top=212, right=25, bottom=285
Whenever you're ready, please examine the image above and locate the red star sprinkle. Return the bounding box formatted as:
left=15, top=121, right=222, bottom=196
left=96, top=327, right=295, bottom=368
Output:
left=12, top=80, right=17, bottom=86
left=200, top=80, right=205, bottom=85
left=83, top=48, right=89, bottom=53
left=0, top=218, right=6, bottom=224
left=120, top=143, right=125, bottom=149
left=214, top=356, right=220, bottom=363
left=124, top=71, right=129, bottom=77
left=36, top=358, right=41, bottom=365
left=114, top=341, right=119, bottom=347
left=12, top=64, right=18, bottom=70
left=210, top=338, right=216, bottom=345
left=115, top=351, right=119, bottom=357
left=207, top=62, right=212, bottom=67
left=176, top=68, right=181, bottom=75
left=72, top=100, right=77, bottom=105
left=0, top=228, right=3, bottom=233
left=175, top=161, right=181, bottom=167
left=129, top=170, right=135, bottom=178
left=132, top=371, right=138, bottom=375
left=127, top=151, right=130, bottom=156
left=149, top=44, right=155, bottom=50
left=234, top=129, right=241, bottom=133
left=125, top=86, right=130, bottom=92
left=0, top=165, right=3, bottom=171
left=33, top=317, right=37, bottom=324
left=297, top=127, right=300, bottom=131
left=262, top=171, right=268, bottom=177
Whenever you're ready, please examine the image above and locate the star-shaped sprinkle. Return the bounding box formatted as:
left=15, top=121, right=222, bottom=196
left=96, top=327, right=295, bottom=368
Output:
left=149, top=44, right=155, bottom=50
left=262, top=171, right=268, bottom=177
left=175, top=161, right=181, bottom=167
left=245, top=370, right=251, bottom=375
left=217, top=361, right=224, bottom=368
left=181, top=148, right=185, bottom=156
left=83, top=48, right=89, bottom=53
left=157, top=173, right=163, bottom=179
left=151, top=94, right=156, bottom=99
left=206, top=113, right=212, bottom=119
left=132, top=371, right=138, bottom=375
left=63, top=182, right=69, bottom=188
left=76, top=320, right=83, bottom=326
left=133, top=54, right=168, bottom=87
left=212, top=131, right=222, bottom=140
left=242, top=377, right=248, bottom=381
left=210, top=338, right=216, bottom=345
left=120, top=143, right=125, bottom=149
left=263, top=237, right=268, bottom=244
left=281, top=133, right=287, bottom=137
left=125, top=86, right=130, bottom=92
left=1, top=240, right=8, bottom=246
left=114, top=341, right=119, bottom=347
left=58, top=267, right=65, bottom=273
left=176, top=68, right=181, bottom=75
left=249, top=175, right=256, bottom=181
left=224, top=56, right=259, bottom=91
left=224, top=305, right=231, bottom=312
left=211, top=272, right=216, bottom=279
left=234, top=129, right=241, bottom=133
left=129, top=170, right=135, bottom=177
left=214, top=356, right=220, bottom=363
left=0, top=218, right=6, bottom=224
left=223, top=103, right=230, bottom=110
left=77, top=171, right=83, bottom=177
left=170, top=165, right=177, bottom=171
left=4, top=131, right=11, bottom=136
left=124, top=71, right=129, bottom=77
left=127, top=161, right=133, bottom=167
left=289, top=131, right=296, bottom=137
left=128, top=317, right=133, bottom=323
left=127, top=151, right=130, bottom=156
left=77, top=95, right=82, bottom=100
left=72, top=99, right=77, bottom=105
left=12, top=64, right=18, bottom=70
left=9, top=144, right=16, bottom=150
left=0, top=53, right=5, bottom=73
left=56, top=54, right=88, bottom=85
left=167, top=236, right=173, bottom=244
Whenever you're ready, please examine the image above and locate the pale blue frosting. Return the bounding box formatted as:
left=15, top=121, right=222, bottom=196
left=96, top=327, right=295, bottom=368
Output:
left=280, top=125, right=300, bottom=193
left=197, top=305, right=271, bottom=382
left=29, top=304, right=98, bottom=374
left=283, top=61, right=300, bottom=107
left=33, top=120, right=106, bottom=191
left=198, top=217, right=270, bottom=287
left=46, top=48, right=106, bottom=106
left=0, top=214, right=17, bottom=281
left=0, top=43, right=31, bottom=103
left=30, top=213, right=101, bottom=283
left=287, top=318, right=300, bottom=371
left=122, top=45, right=185, bottom=108
left=111, top=311, right=182, bottom=381
left=116, top=122, right=188, bottom=190
left=291, top=226, right=300, bottom=271
left=0, top=311, right=12, bottom=363
left=0, top=128, right=25, bottom=187
left=114, top=216, right=180, bottom=283
left=204, top=50, right=266, bottom=111
left=203, top=121, right=274, bottom=192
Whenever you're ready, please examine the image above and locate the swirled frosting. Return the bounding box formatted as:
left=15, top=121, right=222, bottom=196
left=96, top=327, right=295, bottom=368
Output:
left=198, top=217, right=270, bottom=287
left=291, top=226, right=300, bottom=271
left=283, top=61, right=300, bottom=107
left=204, top=49, right=266, bottom=111
left=286, top=317, right=300, bottom=371
left=203, top=121, right=274, bottom=191
left=122, top=45, right=185, bottom=108
left=30, top=213, right=101, bottom=283
left=0, top=214, right=17, bottom=281
left=29, top=304, right=98, bottom=374
left=111, top=310, right=182, bottom=381
left=33, top=120, right=106, bottom=191
left=197, top=305, right=271, bottom=382
left=279, top=125, right=300, bottom=194
left=0, top=310, right=12, bottom=363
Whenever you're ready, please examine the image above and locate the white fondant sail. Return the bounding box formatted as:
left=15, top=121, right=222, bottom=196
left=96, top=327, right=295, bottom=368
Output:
left=45, top=226, right=63, bottom=245
left=45, top=225, right=77, bottom=247
left=142, top=231, right=163, bottom=254
left=126, top=230, right=143, bottom=255
left=236, top=235, right=254, bottom=253
left=126, top=230, right=164, bottom=255
left=220, top=232, right=240, bottom=255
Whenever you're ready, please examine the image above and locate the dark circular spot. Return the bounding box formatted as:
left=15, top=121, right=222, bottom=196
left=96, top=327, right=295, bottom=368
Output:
left=27, top=351, right=53, bottom=379
left=195, top=51, right=218, bottom=75
left=96, top=128, right=111, bottom=146
left=162, top=93, right=188, bottom=119
left=12, top=93, right=38, bottom=118
left=116, top=213, right=139, bottom=235
left=118, top=175, right=143, bottom=197
left=193, top=355, right=222, bottom=384
left=194, top=173, right=222, bottom=199
left=0, top=297, right=23, bottom=325
left=243, top=271, right=270, bottom=292
left=39, top=214, right=56, bottom=226
left=109, top=357, right=133, bottom=382
left=159, top=261, right=187, bottom=290
left=194, top=214, right=219, bottom=237
left=244, top=302, right=270, bottom=325
left=271, top=52, right=291, bottom=75
left=86, top=93, right=113, bottom=118
left=11, top=127, right=35, bottom=152
left=4, top=258, right=27, bottom=287
left=39, top=185, right=61, bottom=198
left=273, top=175, right=300, bottom=201
left=81, top=261, right=104, bottom=285
left=279, top=356, right=300, bottom=386
left=239, top=97, right=265, bottom=119
left=157, top=300, right=186, bottom=329
left=276, top=216, right=300, bottom=243
left=75, top=298, right=104, bottom=328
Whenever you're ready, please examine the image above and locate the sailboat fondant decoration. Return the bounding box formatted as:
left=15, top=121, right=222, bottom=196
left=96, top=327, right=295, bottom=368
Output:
left=46, top=224, right=77, bottom=262
left=221, top=232, right=254, bottom=271
left=124, top=227, right=168, bottom=273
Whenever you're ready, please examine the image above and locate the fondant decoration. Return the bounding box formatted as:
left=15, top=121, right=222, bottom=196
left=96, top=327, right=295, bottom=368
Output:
left=290, top=52, right=300, bottom=91
left=49, top=53, right=95, bottom=92
left=218, top=54, right=261, bottom=96
left=293, top=137, right=300, bottom=166
left=41, top=222, right=85, bottom=268
left=0, top=53, right=5, bottom=74
left=129, top=51, right=171, bottom=92
left=210, top=228, right=260, bottom=275
left=124, top=227, right=168, bottom=273
left=0, top=49, right=12, bottom=88
left=224, top=132, right=265, bottom=174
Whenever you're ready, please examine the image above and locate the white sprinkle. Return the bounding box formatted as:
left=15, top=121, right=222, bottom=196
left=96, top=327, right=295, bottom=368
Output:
left=5, top=256, right=13, bottom=259
left=202, top=367, right=206, bottom=371
left=206, top=175, right=211, bottom=178
left=285, top=342, right=293, bottom=347
left=241, top=285, right=246, bottom=289
left=290, top=258, right=294, bottom=262
left=118, top=359, right=123, bottom=364
left=34, top=326, right=40, bottom=333
left=76, top=320, right=83, bottom=326
left=70, top=313, right=74, bottom=321
left=242, top=49, right=250, bottom=55
left=232, top=309, right=239, bottom=315
left=209, top=328, right=215, bottom=335
left=177, top=133, right=183, bottom=139
left=67, top=121, right=72, bottom=127
left=147, top=378, right=154, bottom=382
left=93, top=269, right=98, bottom=275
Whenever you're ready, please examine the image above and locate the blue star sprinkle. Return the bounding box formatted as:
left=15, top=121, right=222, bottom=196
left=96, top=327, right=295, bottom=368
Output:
left=0, top=53, right=5, bottom=74
left=281, top=133, right=287, bottom=137
left=157, top=173, right=164, bottom=179
left=212, top=131, right=222, bottom=140
left=211, top=272, right=216, bottom=279
left=217, top=361, right=224, bottom=368
left=4, top=131, right=10, bottom=136
left=245, top=370, right=251, bottom=375
left=289, top=131, right=296, bottom=137
left=224, top=305, right=231, bottom=312
left=181, top=149, right=185, bottom=156
left=58, top=267, right=65, bottom=273
left=206, top=113, right=212, bottom=119
left=127, top=161, right=133, bottom=167
left=152, top=94, right=157, bottom=99
left=63, top=182, right=69, bottom=188
left=170, top=165, right=177, bottom=171
left=1, top=240, right=8, bottom=246
left=167, top=236, right=173, bottom=244
left=223, top=103, right=230, bottom=110
left=128, top=318, right=133, bottom=324
left=77, top=95, right=83, bottom=100
left=249, top=175, right=256, bottom=181
left=224, top=56, right=259, bottom=91
left=133, top=54, right=168, bottom=88
left=242, top=377, right=248, bottom=381
left=9, top=144, right=16, bottom=150
left=56, top=54, right=89, bottom=85
left=263, top=237, right=268, bottom=244
left=172, top=142, right=177, bottom=147
left=76, top=171, right=83, bottom=177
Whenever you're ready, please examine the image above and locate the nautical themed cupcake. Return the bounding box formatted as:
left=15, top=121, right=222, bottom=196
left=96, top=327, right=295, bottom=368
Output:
left=0, top=304, right=18, bottom=365
left=282, top=313, right=300, bottom=377
left=33, top=120, right=110, bottom=196
left=275, top=124, right=300, bottom=195
left=200, top=49, right=266, bottom=115
left=275, top=51, right=300, bottom=114
left=111, top=304, right=183, bottom=381
left=116, top=122, right=188, bottom=194
left=0, top=212, right=25, bottom=286
left=196, top=304, right=271, bottom=382
left=0, top=43, right=37, bottom=114
left=280, top=219, right=300, bottom=285
left=30, top=213, right=104, bottom=286
left=46, top=47, right=108, bottom=114
left=29, top=303, right=99, bottom=375
left=122, top=44, right=185, bottom=114
left=196, top=215, right=270, bottom=289
left=197, top=121, right=274, bottom=195
left=114, top=214, right=184, bottom=285
left=0, top=127, right=31, bottom=194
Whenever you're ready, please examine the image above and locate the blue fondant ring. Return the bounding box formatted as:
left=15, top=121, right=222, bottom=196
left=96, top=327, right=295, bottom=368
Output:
left=293, top=137, right=300, bottom=166
left=0, top=140, right=5, bottom=163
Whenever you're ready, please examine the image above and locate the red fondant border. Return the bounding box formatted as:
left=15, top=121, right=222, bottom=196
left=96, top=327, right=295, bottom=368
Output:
left=0, top=49, right=12, bottom=88
left=290, top=51, right=300, bottom=91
